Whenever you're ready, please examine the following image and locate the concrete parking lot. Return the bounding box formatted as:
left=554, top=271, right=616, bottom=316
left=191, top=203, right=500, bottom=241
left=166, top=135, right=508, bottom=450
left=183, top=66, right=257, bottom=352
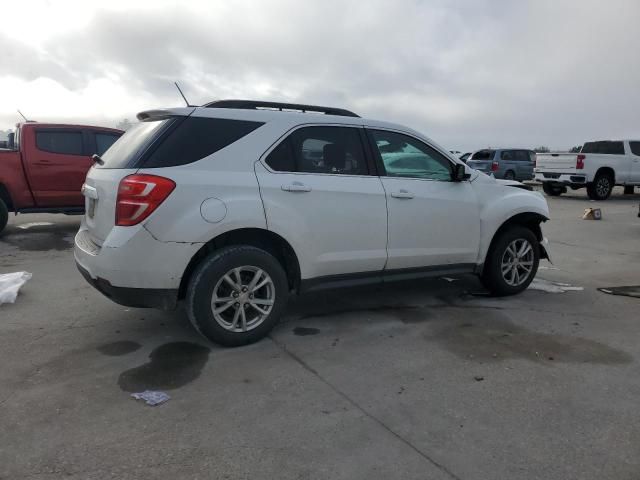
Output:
left=1, top=188, right=639, bottom=480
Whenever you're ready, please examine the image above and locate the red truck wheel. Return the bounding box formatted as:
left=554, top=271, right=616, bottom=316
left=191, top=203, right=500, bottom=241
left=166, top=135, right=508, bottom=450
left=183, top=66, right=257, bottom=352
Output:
left=0, top=198, right=8, bottom=234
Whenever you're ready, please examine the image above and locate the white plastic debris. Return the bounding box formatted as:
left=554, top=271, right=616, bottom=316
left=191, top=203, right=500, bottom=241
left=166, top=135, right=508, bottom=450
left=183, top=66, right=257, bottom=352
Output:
left=441, top=277, right=458, bottom=282
left=0, top=272, right=32, bottom=305
left=131, top=390, right=170, bottom=406
left=528, top=278, right=583, bottom=293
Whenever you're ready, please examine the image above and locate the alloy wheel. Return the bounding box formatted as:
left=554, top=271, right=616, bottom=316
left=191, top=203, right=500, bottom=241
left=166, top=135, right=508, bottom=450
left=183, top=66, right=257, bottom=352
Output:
left=501, top=239, right=535, bottom=287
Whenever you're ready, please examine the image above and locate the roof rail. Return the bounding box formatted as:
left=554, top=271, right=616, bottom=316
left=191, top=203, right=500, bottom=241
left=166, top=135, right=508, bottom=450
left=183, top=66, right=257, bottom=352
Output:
left=203, top=99, right=360, bottom=118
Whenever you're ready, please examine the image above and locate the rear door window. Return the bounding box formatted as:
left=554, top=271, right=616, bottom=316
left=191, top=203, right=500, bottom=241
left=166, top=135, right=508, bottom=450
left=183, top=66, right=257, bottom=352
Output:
left=500, top=150, right=515, bottom=161
left=265, top=126, right=368, bottom=175
left=629, top=141, right=640, bottom=156
left=514, top=150, right=530, bottom=162
left=582, top=141, right=625, bottom=155
left=36, top=130, right=84, bottom=155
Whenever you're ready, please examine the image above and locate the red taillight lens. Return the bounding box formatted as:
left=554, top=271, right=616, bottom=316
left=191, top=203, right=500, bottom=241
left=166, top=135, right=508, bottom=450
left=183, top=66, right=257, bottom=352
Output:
left=491, top=161, right=499, bottom=172
left=116, top=174, right=176, bottom=226
left=576, top=154, right=585, bottom=170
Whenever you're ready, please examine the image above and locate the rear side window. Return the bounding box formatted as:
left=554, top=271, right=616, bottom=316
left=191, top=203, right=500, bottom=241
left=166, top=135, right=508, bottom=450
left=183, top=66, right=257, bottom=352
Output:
left=36, top=130, right=83, bottom=155
left=582, top=141, right=625, bottom=155
left=514, top=150, right=530, bottom=162
left=470, top=150, right=495, bottom=160
left=630, top=141, right=640, bottom=156
left=265, top=126, right=368, bottom=175
left=500, top=150, right=515, bottom=160
left=143, top=117, right=264, bottom=168
left=95, top=132, right=121, bottom=156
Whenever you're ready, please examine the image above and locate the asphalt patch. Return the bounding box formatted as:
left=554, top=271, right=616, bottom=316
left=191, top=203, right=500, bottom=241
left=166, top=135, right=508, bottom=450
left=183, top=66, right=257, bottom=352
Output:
left=293, top=327, right=321, bottom=336
left=1, top=223, right=76, bottom=251
left=97, top=340, right=141, bottom=356
left=428, top=311, right=632, bottom=365
left=118, top=342, right=210, bottom=392
left=598, top=286, right=640, bottom=299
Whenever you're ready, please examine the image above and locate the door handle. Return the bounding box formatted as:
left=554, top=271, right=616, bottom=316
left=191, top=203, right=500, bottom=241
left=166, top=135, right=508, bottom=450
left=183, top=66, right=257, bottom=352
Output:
left=391, top=190, right=414, bottom=199
left=281, top=182, right=312, bottom=193
left=35, top=160, right=51, bottom=165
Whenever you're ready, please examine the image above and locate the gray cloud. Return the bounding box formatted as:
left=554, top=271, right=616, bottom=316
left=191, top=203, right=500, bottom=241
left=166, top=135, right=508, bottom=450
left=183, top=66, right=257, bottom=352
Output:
left=1, top=0, right=639, bottom=150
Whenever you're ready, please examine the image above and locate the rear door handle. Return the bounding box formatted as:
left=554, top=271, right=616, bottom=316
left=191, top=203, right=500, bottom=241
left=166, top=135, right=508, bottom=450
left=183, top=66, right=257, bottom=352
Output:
left=281, top=182, right=312, bottom=193
left=391, top=190, right=414, bottom=199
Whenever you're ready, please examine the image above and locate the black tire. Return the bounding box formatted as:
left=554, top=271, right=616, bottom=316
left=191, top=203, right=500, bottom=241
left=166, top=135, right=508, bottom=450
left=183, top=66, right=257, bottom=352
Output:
left=587, top=173, right=613, bottom=200
left=0, top=198, right=8, bottom=235
left=542, top=183, right=563, bottom=196
left=481, top=226, right=540, bottom=296
left=504, top=170, right=516, bottom=180
left=624, top=185, right=635, bottom=195
left=186, top=245, right=289, bottom=347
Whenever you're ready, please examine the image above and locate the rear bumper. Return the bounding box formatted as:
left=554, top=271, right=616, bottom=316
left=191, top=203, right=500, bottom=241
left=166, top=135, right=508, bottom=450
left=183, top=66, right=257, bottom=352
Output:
left=76, top=261, right=178, bottom=309
left=535, top=172, right=587, bottom=185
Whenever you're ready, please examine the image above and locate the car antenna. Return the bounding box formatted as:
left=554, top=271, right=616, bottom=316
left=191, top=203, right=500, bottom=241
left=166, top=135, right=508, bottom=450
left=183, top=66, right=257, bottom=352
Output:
left=17, top=109, right=34, bottom=122
left=174, top=82, right=192, bottom=107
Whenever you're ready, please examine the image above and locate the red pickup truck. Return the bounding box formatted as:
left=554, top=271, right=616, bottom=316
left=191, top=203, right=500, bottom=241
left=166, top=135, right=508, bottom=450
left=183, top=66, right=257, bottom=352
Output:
left=0, top=122, right=123, bottom=233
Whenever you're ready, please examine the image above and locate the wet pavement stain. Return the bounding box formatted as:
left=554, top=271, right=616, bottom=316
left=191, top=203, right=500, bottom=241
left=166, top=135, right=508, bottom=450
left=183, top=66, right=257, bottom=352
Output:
left=293, top=327, right=321, bottom=336
left=598, top=286, right=640, bottom=299
left=428, top=312, right=632, bottom=365
left=118, top=342, right=210, bottom=392
left=97, top=341, right=141, bottom=356
left=298, top=305, right=429, bottom=324
left=1, top=224, right=76, bottom=251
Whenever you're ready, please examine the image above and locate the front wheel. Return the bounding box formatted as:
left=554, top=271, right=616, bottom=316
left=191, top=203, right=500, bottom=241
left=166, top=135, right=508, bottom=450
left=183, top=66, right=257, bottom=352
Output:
left=542, top=183, right=563, bottom=196
left=587, top=174, right=613, bottom=200
left=481, top=226, right=540, bottom=296
left=186, top=246, right=289, bottom=347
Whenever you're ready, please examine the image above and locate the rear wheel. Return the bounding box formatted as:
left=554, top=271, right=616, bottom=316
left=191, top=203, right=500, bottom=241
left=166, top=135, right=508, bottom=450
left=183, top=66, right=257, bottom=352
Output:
left=481, top=226, right=540, bottom=296
left=0, top=198, right=8, bottom=235
left=542, top=183, right=563, bottom=196
left=587, top=173, right=613, bottom=200
left=624, top=186, right=635, bottom=195
left=504, top=170, right=516, bottom=180
left=186, top=245, right=289, bottom=347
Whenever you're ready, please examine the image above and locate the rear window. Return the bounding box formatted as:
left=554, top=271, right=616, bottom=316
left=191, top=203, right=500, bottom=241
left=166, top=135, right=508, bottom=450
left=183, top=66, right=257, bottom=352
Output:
left=95, top=132, right=122, bottom=156
left=143, top=117, right=264, bottom=168
left=36, top=130, right=83, bottom=155
left=581, top=141, right=624, bottom=155
left=470, top=150, right=495, bottom=160
left=99, top=119, right=170, bottom=169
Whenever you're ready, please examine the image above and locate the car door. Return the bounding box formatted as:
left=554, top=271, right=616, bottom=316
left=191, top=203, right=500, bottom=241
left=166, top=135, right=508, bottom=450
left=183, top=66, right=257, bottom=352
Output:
left=366, top=128, right=480, bottom=270
left=514, top=150, right=534, bottom=180
left=627, top=141, right=640, bottom=183
left=255, top=125, right=388, bottom=281
left=27, top=128, right=92, bottom=206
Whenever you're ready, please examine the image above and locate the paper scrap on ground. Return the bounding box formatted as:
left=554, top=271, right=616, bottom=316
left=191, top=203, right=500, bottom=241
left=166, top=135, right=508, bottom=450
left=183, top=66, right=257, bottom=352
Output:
left=16, top=222, right=53, bottom=229
left=528, top=278, right=583, bottom=293
left=131, top=390, right=170, bottom=406
left=598, top=286, right=640, bottom=299
left=0, top=272, right=32, bottom=305
left=441, top=277, right=458, bottom=282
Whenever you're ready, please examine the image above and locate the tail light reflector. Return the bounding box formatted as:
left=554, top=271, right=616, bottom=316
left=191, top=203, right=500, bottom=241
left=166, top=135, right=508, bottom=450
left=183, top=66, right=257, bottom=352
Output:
left=491, top=161, right=499, bottom=172
left=116, top=174, right=175, bottom=226
left=576, top=154, right=585, bottom=170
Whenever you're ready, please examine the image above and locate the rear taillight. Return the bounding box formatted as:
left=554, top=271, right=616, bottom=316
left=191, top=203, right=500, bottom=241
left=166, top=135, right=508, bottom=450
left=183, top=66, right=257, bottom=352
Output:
left=491, top=161, right=499, bottom=172
left=116, top=174, right=176, bottom=226
left=576, top=154, right=585, bottom=170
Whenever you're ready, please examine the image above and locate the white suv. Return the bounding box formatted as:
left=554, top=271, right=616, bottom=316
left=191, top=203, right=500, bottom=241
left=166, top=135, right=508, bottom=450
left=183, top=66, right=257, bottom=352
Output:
left=75, top=100, right=550, bottom=346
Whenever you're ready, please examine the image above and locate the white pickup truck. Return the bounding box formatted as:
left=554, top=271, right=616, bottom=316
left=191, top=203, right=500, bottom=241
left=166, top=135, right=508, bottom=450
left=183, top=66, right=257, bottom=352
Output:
left=534, top=140, right=640, bottom=200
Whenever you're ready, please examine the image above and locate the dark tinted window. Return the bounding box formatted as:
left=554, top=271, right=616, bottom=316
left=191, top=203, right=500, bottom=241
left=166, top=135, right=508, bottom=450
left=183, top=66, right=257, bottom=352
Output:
left=36, top=130, right=83, bottom=155
left=95, top=132, right=121, bottom=156
left=514, top=150, right=530, bottom=162
left=500, top=150, right=515, bottom=160
left=629, top=141, right=640, bottom=156
left=470, top=150, right=495, bottom=160
left=266, top=126, right=368, bottom=175
left=582, top=141, right=625, bottom=155
left=144, top=117, right=264, bottom=168
left=99, top=119, right=169, bottom=169
left=370, top=129, right=452, bottom=181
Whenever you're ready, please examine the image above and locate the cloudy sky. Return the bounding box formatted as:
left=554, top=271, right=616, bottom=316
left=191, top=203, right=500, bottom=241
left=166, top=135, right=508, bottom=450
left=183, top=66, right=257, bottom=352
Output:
left=1, top=0, right=638, bottom=150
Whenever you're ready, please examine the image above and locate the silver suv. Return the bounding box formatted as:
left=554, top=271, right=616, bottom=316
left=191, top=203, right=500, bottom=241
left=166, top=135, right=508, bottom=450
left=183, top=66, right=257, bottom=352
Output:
left=467, top=149, right=536, bottom=181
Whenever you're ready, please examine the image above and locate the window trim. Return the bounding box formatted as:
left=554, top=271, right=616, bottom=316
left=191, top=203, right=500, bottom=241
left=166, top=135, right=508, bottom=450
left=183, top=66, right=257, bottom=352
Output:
left=259, top=123, right=376, bottom=178
left=90, top=130, right=122, bottom=156
left=364, top=127, right=456, bottom=182
left=35, top=128, right=86, bottom=156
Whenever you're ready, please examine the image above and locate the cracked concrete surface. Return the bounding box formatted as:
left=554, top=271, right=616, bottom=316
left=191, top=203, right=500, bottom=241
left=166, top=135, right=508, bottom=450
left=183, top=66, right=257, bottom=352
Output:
left=1, top=187, right=639, bottom=479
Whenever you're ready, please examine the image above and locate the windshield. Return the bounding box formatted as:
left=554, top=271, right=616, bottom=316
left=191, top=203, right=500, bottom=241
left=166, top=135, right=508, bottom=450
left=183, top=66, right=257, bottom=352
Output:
left=98, top=119, right=170, bottom=168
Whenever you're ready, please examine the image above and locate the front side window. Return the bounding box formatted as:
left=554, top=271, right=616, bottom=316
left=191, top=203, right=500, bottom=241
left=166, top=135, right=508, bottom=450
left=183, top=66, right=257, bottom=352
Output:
left=369, top=129, right=452, bottom=181
left=36, top=130, right=83, bottom=155
left=95, top=132, right=122, bottom=156
left=265, top=126, right=368, bottom=175
left=514, top=150, right=531, bottom=162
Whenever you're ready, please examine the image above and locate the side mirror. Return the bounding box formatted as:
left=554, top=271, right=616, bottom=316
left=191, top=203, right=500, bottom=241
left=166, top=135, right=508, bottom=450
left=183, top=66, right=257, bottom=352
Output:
left=452, top=163, right=471, bottom=182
